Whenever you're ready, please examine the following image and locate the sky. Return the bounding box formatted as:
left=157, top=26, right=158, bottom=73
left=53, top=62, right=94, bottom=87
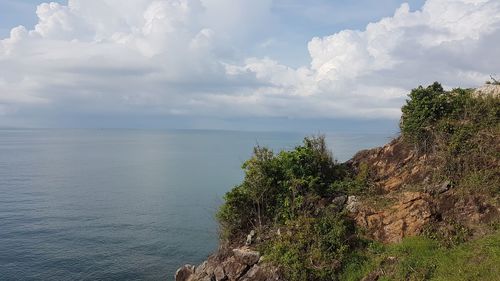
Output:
left=0, top=0, right=498, bottom=131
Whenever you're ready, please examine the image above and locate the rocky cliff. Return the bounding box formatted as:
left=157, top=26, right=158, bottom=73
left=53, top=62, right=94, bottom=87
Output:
left=175, top=84, right=499, bottom=281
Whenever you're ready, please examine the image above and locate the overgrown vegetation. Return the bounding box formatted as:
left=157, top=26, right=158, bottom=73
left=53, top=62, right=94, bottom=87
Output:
left=400, top=82, right=499, bottom=183
left=217, top=136, right=359, bottom=280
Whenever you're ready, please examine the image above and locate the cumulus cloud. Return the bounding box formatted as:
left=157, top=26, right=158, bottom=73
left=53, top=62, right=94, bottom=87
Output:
left=0, top=0, right=499, bottom=126
left=228, top=0, right=500, bottom=118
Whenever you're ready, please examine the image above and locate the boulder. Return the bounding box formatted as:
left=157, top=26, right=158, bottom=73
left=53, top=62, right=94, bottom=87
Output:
left=223, top=256, right=249, bottom=280
left=175, top=264, right=195, bottom=281
left=232, top=247, right=260, bottom=266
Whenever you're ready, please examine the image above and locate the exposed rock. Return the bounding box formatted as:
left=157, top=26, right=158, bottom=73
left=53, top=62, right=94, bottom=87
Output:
left=239, top=264, right=282, bottom=281
left=176, top=116, right=499, bottom=280
left=223, top=256, right=248, bottom=280
left=232, top=247, right=260, bottom=266
left=192, top=275, right=213, bottom=281
left=346, top=196, right=360, bottom=213
left=214, top=265, right=226, bottom=281
left=355, top=192, right=433, bottom=243
left=349, top=137, right=429, bottom=192
left=176, top=249, right=280, bottom=281
left=175, top=264, right=195, bottom=281
left=193, top=259, right=216, bottom=281
left=436, top=193, right=499, bottom=226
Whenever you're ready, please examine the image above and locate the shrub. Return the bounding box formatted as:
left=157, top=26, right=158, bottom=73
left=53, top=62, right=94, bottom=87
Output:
left=217, top=135, right=348, bottom=240
left=400, top=82, right=499, bottom=181
left=263, top=211, right=355, bottom=281
left=400, top=82, right=451, bottom=149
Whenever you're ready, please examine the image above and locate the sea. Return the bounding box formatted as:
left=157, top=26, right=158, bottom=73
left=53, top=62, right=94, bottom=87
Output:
left=0, top=129, right=394, bottom=280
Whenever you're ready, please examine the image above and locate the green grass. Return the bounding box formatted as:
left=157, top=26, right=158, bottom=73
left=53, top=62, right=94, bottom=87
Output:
left=340, top=231, right=500, bottom=281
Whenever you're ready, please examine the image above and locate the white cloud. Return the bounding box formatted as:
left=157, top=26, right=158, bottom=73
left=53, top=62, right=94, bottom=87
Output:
left=226, top=0, right=500, bottom=118
left=0, top=0, right=499, bottom=127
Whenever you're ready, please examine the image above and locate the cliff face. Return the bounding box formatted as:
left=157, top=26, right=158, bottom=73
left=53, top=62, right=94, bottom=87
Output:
left=348, top=137, right=498, bottom=243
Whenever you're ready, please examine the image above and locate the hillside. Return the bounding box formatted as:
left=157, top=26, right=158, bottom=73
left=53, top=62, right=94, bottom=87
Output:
left=175, top=82, right=500, bottom=281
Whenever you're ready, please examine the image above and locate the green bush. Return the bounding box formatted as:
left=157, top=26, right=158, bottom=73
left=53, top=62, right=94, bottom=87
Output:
left=263, top=211, right=355, bottom=281
left=217, top=135, right=348, bottom=240
left=400, top=82, right=451, bottom=148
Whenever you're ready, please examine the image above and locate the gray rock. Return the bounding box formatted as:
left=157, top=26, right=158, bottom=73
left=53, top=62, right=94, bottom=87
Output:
left=214, top=266, right=226, bottom=281
left=232, top=247, right=260, bottom=266
left=223, top=256, right=248, bottom=280
left=194, top=260, right=215, bottom=279
left=239, top=265, right=262, bottom=281
left=239, top=264, right=282, bottom=281
left=175, top=264, right=195, bottom=281
left=346, top=196, right=360, bottom=213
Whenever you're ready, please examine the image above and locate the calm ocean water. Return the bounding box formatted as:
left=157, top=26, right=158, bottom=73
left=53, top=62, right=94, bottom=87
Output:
left=0, top=129, right=393, bottom=280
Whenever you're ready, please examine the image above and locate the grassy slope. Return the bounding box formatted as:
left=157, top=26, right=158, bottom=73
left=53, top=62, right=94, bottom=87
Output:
left=340, top=230, right=500, bottom=281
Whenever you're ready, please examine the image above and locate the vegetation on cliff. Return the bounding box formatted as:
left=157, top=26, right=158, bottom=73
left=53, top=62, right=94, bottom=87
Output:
left=217, top=136, right=358, bottom=280
left=207, top=82, right=500, bottom=281
left=400, top=82, right=499, bottom=184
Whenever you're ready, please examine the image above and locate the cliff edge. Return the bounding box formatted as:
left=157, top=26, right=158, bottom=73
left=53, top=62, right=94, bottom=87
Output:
left=175, top=83, right=499, bottom=281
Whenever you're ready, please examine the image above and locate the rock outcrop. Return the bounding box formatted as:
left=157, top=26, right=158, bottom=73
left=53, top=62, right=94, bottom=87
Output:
left=353, top=191, right=433, bottom=243
left=348, top=137, right=499, bottom=243
left=349, top=137, right=429, bottom=192
left=175, top=247, right=282, bottom=281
